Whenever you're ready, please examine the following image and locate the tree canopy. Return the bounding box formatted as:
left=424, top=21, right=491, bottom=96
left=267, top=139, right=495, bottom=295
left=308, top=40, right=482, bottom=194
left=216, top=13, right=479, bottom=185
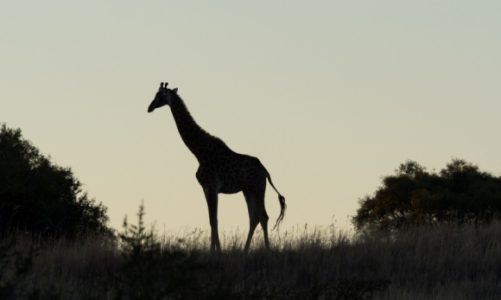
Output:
left=353, top=159, right=501, bottom=231
left=0, top=124, right=110, bottom=238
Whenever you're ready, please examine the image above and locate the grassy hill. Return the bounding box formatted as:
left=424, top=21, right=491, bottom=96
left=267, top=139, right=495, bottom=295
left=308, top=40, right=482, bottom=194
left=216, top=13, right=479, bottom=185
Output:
left=2, top=219, right=501, bottom=299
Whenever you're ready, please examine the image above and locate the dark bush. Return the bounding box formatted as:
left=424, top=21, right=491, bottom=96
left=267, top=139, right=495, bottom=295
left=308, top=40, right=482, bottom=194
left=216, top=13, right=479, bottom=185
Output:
left=0, top=124, right=110, bottom=238
left=353, top=159, right=501, bottom=231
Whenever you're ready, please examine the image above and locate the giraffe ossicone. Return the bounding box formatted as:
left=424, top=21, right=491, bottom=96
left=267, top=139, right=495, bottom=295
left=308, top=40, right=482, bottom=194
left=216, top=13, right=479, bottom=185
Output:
left=148, top=82, right=286, bottom=252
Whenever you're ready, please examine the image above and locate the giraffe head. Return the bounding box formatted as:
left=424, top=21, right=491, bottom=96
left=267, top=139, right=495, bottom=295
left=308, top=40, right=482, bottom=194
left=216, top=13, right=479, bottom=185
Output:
left=147, top=82, right=178, bottom=113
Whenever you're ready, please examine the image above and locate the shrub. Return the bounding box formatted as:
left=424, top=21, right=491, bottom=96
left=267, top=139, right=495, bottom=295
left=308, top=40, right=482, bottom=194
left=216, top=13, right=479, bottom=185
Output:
left=353, top=159, right=501, bottom=231
left=0, top=124, right=110, bottom=238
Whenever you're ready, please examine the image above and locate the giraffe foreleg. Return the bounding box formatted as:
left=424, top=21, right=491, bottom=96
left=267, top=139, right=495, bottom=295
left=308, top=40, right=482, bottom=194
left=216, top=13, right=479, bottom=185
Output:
left=203, top=188, right=221, bottom=252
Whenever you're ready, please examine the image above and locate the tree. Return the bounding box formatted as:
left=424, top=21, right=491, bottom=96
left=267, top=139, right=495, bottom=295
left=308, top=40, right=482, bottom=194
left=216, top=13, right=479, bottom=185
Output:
left=353, top=159, right=501, bottom=232
left=0, top=124, right=110, bottom=238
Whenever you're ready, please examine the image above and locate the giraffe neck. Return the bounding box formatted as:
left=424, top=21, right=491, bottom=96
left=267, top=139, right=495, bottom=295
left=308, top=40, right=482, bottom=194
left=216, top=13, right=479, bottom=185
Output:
left=169, top=95, right=219, bottom=161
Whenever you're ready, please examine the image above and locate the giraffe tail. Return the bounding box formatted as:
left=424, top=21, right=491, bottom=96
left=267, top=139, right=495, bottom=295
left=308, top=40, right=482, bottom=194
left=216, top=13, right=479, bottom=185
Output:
left=264, top=167, right=286, bottom=230
left=273, top=194, right=286, bottom=231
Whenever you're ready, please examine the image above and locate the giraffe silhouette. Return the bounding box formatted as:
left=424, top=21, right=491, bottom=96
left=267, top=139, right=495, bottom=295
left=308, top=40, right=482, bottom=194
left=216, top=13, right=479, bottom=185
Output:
left=148, top=82, right=286, bottom=252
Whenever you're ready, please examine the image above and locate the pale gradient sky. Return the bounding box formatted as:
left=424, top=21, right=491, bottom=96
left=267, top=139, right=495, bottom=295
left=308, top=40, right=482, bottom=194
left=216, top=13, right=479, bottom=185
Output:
left=1, top=1, right=500, bottom=231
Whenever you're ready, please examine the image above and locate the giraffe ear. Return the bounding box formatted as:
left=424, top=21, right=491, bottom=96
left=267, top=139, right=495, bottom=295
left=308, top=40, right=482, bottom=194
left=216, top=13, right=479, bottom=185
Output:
left=172, top=88, right=178, bottom=94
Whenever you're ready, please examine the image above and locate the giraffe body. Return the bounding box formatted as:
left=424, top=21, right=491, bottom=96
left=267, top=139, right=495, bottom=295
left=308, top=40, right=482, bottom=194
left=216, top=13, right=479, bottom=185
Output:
left=148, top=82, right=285, bottom=252
left=197, top=152, right=263, bottom=193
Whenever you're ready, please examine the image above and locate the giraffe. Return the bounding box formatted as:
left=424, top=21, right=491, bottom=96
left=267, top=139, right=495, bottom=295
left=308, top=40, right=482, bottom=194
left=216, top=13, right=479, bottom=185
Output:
left=147, top=82, right=286, bottom=252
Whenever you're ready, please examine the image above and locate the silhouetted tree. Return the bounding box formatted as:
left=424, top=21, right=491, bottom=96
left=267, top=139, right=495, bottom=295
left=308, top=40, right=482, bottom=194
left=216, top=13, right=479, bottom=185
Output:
left=0, top=124, right=110, bottom=238
left=353, top=159, right=501, bottom=231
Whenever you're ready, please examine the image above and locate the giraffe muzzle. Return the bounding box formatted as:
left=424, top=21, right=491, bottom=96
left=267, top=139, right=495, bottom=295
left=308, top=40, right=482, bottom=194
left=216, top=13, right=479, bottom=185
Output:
left=147, top=103, right=155, bottom=113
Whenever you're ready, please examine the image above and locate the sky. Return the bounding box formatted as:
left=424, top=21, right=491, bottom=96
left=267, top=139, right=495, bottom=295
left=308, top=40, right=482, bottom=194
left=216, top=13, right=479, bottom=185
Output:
left=1, top=1, right=500, bottom=232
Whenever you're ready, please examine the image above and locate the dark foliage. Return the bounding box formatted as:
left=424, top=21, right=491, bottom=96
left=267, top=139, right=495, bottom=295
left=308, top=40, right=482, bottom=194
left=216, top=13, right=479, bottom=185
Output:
left=0, top=124, right=110, bottom=238
left=0, top=236, right=40, bottom=300
left=354, top=159, right=501, bottom=231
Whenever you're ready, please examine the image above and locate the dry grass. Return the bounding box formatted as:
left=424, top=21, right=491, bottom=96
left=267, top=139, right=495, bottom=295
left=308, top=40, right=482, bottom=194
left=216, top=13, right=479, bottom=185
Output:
left=2, top=223, right=501, bottom=299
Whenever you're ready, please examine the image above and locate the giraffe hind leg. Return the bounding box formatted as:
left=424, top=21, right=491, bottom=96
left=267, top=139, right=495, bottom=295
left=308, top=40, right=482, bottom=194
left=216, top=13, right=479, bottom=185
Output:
left=244, top=216, right=259, bottom=253
left=243, top=181, right=269, bottom=252
left=261, top=210, right=270, bottom=250
left=257, top=189, right=270, bottom=250
left=243, top=190, right=260, bottom=253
